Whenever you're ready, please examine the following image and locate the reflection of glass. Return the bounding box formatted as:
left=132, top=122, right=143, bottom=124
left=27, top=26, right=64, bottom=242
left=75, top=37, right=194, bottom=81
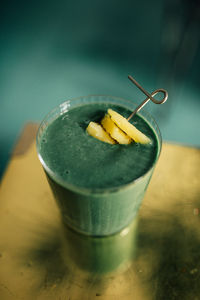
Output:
left=61, top=217, right=138, bottom=273
left=36, top=96, right=162, bottom=236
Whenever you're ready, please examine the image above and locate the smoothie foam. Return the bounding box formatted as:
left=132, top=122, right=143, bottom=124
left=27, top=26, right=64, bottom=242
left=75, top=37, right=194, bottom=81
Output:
left=39, top=103, right=158, bottom=190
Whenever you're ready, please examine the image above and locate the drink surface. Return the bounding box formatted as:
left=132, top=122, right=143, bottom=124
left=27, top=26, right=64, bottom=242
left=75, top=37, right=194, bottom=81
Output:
left=39, top=103, right=158, bottom=190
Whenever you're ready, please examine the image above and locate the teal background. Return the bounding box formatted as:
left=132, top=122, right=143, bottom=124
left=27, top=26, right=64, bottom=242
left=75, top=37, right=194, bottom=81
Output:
left=0, top=0, right=200, bottom=178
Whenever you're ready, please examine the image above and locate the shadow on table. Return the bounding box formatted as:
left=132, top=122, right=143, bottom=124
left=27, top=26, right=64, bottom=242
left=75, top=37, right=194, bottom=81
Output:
left=136, top=196, right=200, bottom=300
left=20, top=196, right=200, bottom=299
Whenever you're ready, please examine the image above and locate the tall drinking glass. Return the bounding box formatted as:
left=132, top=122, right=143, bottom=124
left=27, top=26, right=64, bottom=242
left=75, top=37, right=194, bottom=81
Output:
left=36, top=96, right=161, bottom=236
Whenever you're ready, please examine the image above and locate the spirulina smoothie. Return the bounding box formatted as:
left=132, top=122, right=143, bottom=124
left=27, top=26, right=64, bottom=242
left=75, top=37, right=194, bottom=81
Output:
left=37, top=96, right=161, bottom=236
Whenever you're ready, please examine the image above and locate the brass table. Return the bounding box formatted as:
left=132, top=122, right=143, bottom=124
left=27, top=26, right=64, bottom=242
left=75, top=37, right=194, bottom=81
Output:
left=0, top=124, right=200, bottom=300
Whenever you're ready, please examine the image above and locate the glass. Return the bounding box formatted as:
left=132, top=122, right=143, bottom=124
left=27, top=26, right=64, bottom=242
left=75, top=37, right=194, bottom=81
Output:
left=61, top=217, right=138, bottom=273
left=36, top=95, right=162, bottom=236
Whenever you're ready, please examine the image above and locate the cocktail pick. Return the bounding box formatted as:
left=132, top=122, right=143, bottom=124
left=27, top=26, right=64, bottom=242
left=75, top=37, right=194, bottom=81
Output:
left=127, top=75, right=168, bottom=121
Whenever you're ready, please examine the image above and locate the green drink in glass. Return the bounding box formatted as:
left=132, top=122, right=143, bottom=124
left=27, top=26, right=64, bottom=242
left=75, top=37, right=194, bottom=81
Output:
left=36, top=95, right=161, bottom=236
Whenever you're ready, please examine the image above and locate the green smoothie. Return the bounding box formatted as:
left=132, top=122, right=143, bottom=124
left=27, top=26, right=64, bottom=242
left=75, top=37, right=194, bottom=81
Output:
left=37, top=95, right=161, bottom=236
left=39, top=103, right=158, bottom=190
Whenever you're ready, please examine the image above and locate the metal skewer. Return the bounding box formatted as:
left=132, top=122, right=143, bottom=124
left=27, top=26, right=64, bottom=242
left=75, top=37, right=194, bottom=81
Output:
left=127, top=75, right=168, bottom=121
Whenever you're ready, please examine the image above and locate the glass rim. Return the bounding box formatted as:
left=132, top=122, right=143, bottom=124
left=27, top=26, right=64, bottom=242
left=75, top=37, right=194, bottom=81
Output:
left=36, top=95, right=162, bottom=195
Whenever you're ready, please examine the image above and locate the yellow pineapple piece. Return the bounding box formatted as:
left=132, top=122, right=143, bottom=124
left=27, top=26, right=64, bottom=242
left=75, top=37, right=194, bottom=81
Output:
left=86, top=121, right=116, bottom=144
left=101, top=114, right=132, bottom=145
left=108, top=109, right=151, bottom=144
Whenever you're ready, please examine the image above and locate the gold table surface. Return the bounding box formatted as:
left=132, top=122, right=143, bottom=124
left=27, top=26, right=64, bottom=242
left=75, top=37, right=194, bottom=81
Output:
left=0, top=124, right=200, bottom=300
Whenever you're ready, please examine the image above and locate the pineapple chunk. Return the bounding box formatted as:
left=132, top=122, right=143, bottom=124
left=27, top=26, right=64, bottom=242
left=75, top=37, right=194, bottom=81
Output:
left=101, top=114, right=132, bottom=145
left=86, top=121, right=116, bottom=144
left=108, top=109, right=151, bottom=144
